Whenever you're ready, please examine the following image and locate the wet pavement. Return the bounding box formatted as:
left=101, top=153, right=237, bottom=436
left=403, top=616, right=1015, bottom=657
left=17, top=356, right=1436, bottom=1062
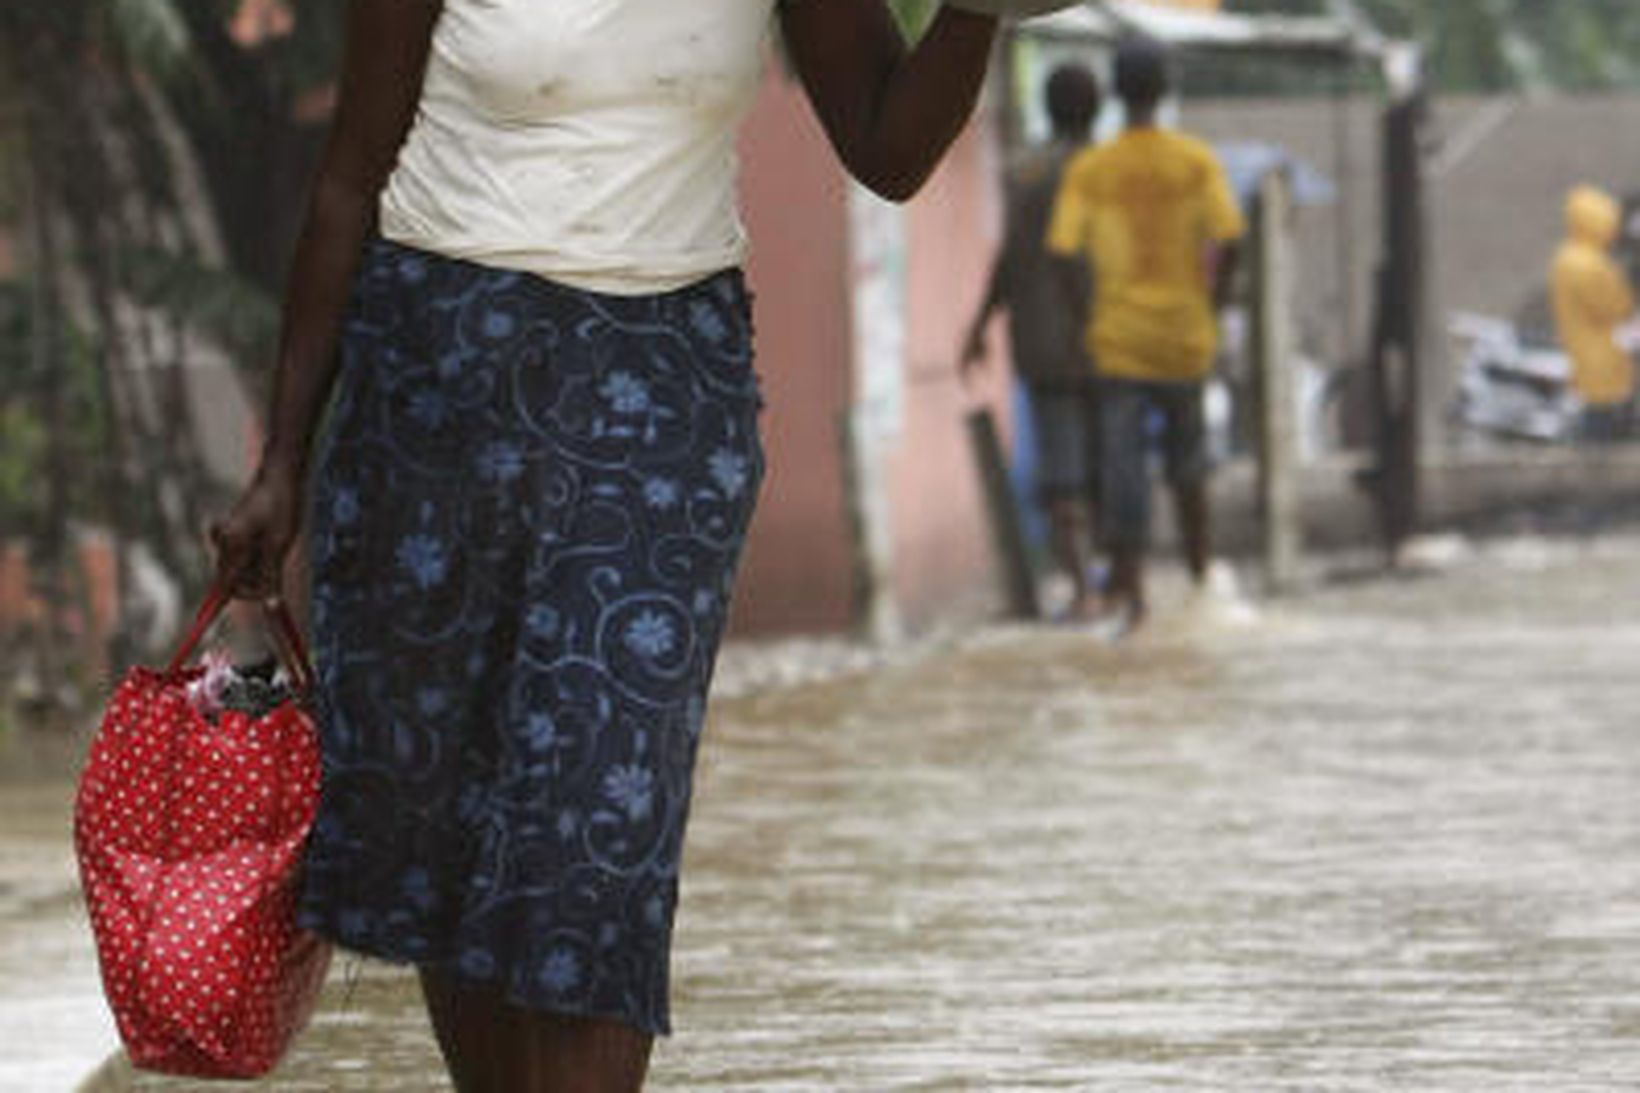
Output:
left=1, top=737, right=117, bottom=1093
left=9, top=536, right=1640, bottom=1090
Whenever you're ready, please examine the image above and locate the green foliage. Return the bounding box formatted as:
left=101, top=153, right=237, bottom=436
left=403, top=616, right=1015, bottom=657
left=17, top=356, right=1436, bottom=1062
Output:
left=118, top=245, right=280, bottom=367
left=0, top=0, right=249, bottom=579
left=889, top=0, right=939, bottom=38
left=98, top=0, right=192, bottom=78
left=1228, top=0, right=1640, bottom=92
left=158, top=2, right=343, bottom=299
left=0, top=403, right=48, bottom=530
left=277, top=0, right=347, bottom=91
left=0, top=287, right=107, bottom=539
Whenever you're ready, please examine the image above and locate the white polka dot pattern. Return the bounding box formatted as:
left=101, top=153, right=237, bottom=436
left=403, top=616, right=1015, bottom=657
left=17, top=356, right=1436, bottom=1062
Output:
left=74, top=661, right=332, bottom=1079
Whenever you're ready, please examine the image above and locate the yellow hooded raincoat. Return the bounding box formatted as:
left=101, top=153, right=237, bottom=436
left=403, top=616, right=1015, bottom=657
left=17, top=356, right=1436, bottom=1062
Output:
left=1550, top=186, right=1636, bottom=408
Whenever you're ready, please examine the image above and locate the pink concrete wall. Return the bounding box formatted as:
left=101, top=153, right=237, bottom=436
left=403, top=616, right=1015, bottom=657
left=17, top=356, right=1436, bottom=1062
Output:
left=730, top=68, right=858, bottom=635
left=730, top=73, right=1013, bottom=636
left=890, top=110, right=1013, bottom=629
left=0, top=532, right=120, bottom=682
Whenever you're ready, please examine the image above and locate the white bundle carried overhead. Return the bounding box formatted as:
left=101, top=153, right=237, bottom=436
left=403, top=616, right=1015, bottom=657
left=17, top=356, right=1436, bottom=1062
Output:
left=1026, top=0, right=1384, bottom=60
left=948, top=0, right=1096, bottom=16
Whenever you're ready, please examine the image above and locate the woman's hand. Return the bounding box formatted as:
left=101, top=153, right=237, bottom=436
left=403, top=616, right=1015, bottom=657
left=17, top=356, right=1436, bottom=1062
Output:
left=209, top=463, right=304, bottom=599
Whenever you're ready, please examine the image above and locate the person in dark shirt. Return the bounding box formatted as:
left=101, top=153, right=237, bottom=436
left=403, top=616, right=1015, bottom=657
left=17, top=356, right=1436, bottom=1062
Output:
left=963, top=64, right=1103, bottom=620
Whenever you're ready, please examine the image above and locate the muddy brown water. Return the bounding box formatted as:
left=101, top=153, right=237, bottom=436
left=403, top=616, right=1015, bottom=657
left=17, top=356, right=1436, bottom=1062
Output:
left=8, top=537, right=1640, bottom=1090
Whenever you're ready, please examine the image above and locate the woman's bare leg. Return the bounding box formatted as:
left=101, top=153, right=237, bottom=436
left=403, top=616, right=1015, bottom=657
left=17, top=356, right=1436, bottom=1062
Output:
left=419, top=969, right=654, bottom=1093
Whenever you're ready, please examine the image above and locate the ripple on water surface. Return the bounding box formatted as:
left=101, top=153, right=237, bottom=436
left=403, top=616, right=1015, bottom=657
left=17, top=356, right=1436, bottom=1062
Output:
left=30, top=539, right=1640, bottom=1090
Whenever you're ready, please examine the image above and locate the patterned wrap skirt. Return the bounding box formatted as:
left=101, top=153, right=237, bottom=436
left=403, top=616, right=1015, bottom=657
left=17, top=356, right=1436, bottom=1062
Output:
left=297, top=238, right=765, bottom=1036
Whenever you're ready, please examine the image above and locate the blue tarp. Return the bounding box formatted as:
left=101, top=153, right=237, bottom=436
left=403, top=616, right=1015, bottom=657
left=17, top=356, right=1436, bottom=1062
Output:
left=1214, top=141, right=1338, bottom=208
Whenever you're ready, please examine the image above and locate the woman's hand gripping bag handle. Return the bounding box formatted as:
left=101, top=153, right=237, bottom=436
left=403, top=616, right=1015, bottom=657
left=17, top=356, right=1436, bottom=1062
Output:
left=74, top=586, right=332, bottom=1079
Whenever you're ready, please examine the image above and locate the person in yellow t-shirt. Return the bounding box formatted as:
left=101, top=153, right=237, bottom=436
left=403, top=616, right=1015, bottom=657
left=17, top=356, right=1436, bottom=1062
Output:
left=1046, top=37, right=1245, bottom=629
left=1550, top=185, right=1637, bottom=445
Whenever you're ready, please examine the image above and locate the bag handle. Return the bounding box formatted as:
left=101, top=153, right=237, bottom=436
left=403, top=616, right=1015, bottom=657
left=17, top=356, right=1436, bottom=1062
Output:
left=262, top=596, right=317, bottom=698
left=166, top=586, right=317, bottom=698
left=166, top=585, right=233, bottom=674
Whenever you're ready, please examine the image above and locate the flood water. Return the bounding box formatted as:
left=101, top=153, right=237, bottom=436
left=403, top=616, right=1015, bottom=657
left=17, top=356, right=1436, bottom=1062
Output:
left=11, top=536, right=1640, bottom=1090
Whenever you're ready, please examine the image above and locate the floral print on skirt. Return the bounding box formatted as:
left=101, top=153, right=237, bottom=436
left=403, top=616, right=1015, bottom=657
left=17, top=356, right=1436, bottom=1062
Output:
left=297, top=238, right=764, bottom=1037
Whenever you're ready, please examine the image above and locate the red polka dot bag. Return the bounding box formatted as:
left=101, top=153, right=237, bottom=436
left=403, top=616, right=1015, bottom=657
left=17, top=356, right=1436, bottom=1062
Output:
left=74, top=588, right=331, bottom=1078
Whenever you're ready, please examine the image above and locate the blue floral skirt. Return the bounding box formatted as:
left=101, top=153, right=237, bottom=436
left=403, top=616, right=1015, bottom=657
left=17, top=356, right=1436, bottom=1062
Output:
left=297, top=238, right=764, bottom=1037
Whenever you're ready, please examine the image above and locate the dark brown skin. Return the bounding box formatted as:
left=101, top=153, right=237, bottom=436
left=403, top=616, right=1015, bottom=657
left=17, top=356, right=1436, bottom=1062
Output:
left=782, top=1, right=998, bottom=203
left=210, top=0, right=442, bottom=598
left=419, top=970, right=654, bottom=1092
left=210, top=1, right=996, bottom=1088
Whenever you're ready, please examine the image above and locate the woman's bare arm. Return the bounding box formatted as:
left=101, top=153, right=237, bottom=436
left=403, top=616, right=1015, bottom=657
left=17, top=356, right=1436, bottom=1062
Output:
left=261, top=0, right=442, bottom=478
left=213, top=0, right=441, bottom=595
left=779, top=0, right=997, bottom=203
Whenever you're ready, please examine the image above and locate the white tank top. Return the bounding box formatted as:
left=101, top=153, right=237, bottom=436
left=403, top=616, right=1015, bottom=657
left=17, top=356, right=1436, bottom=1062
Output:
left=381, top=0, right=777, bottom=296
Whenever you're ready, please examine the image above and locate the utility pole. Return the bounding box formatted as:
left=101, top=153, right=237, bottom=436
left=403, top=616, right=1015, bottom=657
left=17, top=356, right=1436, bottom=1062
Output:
left=1253, top=170, right=1303, bottom=593
left=1368, top=44, right=1429, bottom=564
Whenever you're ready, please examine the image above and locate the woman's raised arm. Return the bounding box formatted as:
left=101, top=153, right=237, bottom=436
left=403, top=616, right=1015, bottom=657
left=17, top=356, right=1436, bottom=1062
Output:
left=212, top=0, right=442, bottom=596
left=779, top=0, right=998, bottom=203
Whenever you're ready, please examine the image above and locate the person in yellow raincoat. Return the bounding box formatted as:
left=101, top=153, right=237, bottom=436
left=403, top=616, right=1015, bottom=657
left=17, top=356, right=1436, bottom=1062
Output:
left=1551, top=185, right=1638, bottom=444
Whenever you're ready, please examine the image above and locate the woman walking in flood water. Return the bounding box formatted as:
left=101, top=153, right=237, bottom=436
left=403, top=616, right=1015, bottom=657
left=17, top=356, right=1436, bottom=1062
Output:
left=209, top=0, right=1063, bottom=1087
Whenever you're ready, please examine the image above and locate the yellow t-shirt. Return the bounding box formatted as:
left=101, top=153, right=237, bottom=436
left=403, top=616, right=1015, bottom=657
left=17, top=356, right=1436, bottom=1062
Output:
left=1047, top=128, right=1246, bottom=382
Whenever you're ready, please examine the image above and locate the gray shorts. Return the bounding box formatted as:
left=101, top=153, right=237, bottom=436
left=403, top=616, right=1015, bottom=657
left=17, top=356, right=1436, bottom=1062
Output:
left=1030, top=382, right=1101, bottom=502
left=1100, top=378, right=1210, bottom=551
left=1582, top=406, right=1632, bottom=446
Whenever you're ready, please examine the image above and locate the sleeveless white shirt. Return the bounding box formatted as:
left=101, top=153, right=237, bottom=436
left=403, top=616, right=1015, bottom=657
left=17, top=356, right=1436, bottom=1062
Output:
left=381, top=0, right=777, bottom=296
